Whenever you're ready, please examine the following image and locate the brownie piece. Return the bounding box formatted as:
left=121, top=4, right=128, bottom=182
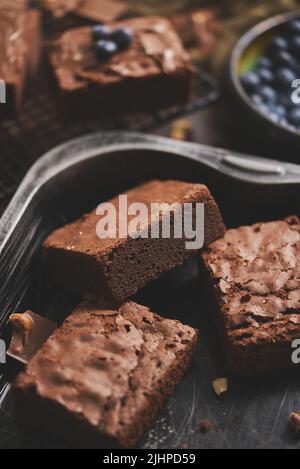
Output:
left=41, top=0, right=128, bottom=22
left=171, top=8, right=220, bottom=59
left=44, top=180, right=225, bottom=303
left=40, top=0, right=82, bottom=17
left=202, top=216, right=300, bottom=375
left=14, top=301, right=198, bottom=448
left=0, top=2, right=41, bottom=118
left=47, top=17, right=195, bottom=118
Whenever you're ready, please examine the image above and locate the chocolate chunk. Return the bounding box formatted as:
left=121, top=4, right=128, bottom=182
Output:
left=200, top=419, right=213, bottom=433
left=44, top=180, right=225, bottom=303
left=202, top=217, right=300, bottom=375
left=14, top=301, right=199, bottom=448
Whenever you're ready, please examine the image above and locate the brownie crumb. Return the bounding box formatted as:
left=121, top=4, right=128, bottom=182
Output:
left=289, top=412, right=300, bottom=434
left=179, top=442, right=188, bottom=449
left=200, top=419, right=213, bottom=433
left=212, top=378, right=228, bottom=396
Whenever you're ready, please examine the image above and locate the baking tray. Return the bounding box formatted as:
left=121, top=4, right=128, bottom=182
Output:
left=1, top=131, right=300, bottom=449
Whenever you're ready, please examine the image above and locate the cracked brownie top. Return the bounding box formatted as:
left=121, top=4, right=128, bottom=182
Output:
left=15, top=300, right=198, bottom=447
left=203, top=216, right=300, bottom=348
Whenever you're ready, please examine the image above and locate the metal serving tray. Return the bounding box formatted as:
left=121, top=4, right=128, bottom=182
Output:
left=0, top=131, right=300, bottom=449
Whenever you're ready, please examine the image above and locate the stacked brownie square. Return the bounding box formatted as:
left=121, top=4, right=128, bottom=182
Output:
left=47, top=16, right=196, bottom=118
left=14, top=179, right=225, bottom=448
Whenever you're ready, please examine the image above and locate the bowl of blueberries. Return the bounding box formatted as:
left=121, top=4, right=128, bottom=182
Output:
left=229, top=10, right=300, bottom=146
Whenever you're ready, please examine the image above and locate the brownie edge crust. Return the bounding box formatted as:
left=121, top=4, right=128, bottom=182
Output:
left=44, top=180, right=225, bottom=303
left=14, top=301, right=198, bottom=448
left=202, top=216, right=300, bottom=375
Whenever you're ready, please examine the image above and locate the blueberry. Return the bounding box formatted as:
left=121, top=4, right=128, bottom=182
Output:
left=257, top=56, right=272, bottom=69
left=271, top=35, right=289, bottom=51
left=276, top=67, right=297, bottom=88
left=270, top=104, right=286, bottom=118
left=240, top=72, right=261, bottom=91
left=260, top=86, right=277, bottom=103
left=279, top=94, right=294, bottom=109
left=257, top=67, right=274, bottom=84
left=288, top=107, right=300, bottom=127
left=251, top=94, right=264, bottom=107
left=95, top=40, right=118, bottom=61
left=92, top=24, right=111, bottom=40
left=275, top=50, right=300, bottom=73
left=287, top=19, right=300, bottom=35
left=110, top=27, right=134, bottom=50
left=289, top=36, right=300, bottom=54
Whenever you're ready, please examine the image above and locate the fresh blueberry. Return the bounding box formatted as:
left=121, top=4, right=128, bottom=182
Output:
left=257, top=56, right=272, bottom=69
left=110, top=27, right=134, bottom=50
left=289, top=36, right=300, bottom=54
left=275, top=50, right=300, bottom=73
left=260, top=86, right=277, bottom=103
left=271, top=35, right=289, bottom=51
left=287, top=19, right=300, bottom=35
left=257, top=67, right=274, bottom=84
left=288, top=107, right=300, bottom=127
left=276, top=67, right=297, bottom=88
left=92, top=24, right=112, bottom=40
left=95, top=40, right=118, bottom=61
left=240, top=72, right=261, bottom=91
left=251, top=94, right=264, bottom=107
left=268, top=111, right=281, bottom=123
left=269, top=104, right=286, bottom=118
left=279, top=93, right=295, bottom=109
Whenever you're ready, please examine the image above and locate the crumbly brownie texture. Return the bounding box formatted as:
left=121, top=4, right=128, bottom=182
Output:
left=47, top=17, right=195, bottom=117
left=14, top=301, right=198, bottom=448
left=40, top=0, right=81, bottom=17
left=44, top=180, right=225, bottom=303
left=171, top=8, right=220, bottom=57
left=40, top=0, right=127, bottom=21
left=0, top=1, right=40, bottom=117
left=202, top=216, right=300, bottom=375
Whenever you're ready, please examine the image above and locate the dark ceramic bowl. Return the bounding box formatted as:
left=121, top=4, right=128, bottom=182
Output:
left=229, top=10, right=300, bottom=147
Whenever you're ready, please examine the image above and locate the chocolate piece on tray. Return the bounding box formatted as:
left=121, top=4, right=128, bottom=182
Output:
left=202, top=216, right=300, bottom=375
left=8, top=312, right=57, bottom=365
left=14, top=301, right=199, bottom=448
left=44, top=180, right=225, bottom=303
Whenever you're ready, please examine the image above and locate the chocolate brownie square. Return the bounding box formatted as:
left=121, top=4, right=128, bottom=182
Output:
left=47, top=17, right=195, bottom=118
left=0, top=2, right=41, bottom=118
left=202, top=216, right=300, bottom=375
left=41, top=0, right=128, bottom=22
left=14, top=301, right=198, bottom=448
left=44, top=180, right=225, bottom=303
